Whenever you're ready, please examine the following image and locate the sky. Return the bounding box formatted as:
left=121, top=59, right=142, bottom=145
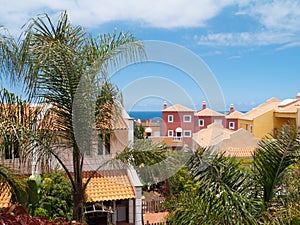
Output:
left=1, top=0, right=300, bottom=112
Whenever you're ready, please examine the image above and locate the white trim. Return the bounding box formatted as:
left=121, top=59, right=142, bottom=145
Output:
left=198, top=119, right=204, bottom=127
left=183, top=130, right=191, bottom=137
left=168, top=130, right=174, bottom=137
left=168, top=115, right=174, bottom=123
left=183, top=115, right=191, bottom=123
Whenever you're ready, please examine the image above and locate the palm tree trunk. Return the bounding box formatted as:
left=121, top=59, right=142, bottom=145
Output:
left=72, top=142, right=84, bottom=222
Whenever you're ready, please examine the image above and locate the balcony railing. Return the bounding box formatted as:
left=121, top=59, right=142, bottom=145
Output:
left=173, top=136, right=182, bottom=142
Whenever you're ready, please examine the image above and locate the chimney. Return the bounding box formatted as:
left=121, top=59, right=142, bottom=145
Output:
left=296, top=93, right=300, bottom=100
left=163, top=101, right=167, bottom=109
left=202, top=101, right=207, bottom=110
left=230, top=104, right=234, bottom=113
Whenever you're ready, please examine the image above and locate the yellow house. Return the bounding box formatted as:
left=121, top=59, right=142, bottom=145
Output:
left=274, top=95, right=300, bottom=132
left=238, top=94, right=300, bottom=139
left=238, top=98, right=281, bottom=139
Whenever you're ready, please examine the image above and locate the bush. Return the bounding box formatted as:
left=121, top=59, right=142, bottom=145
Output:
left=0, top=204, right=85, bottom=225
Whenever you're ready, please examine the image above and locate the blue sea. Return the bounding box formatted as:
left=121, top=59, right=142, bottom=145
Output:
left=128, top=111, right=162, bottom=121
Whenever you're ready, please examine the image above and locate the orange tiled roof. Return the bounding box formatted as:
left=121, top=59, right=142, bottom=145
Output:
left=162, top=104, right=194, bottom=112
left=226, top=110, right=244, bottom=119
left=275, top=99, right=300, bottom=114
left=223, top=147, right=256, bottom=158
left=193, top=123, right=233, bottom=147
left=240, top=97, right=281, bottom=121
left=0, top=186, right=11, bottom=208
left=151, top=136, right=184, bottom=147
left=196, top=108, right=224, bottom=117
left=83, top=170, right=135, bottom=202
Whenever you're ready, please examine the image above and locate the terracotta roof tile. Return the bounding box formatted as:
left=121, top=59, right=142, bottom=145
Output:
left=193, top=123, right=233, bottom=147
left=274, top=99, right=300, bottom=114
left=240, top=97, right=281, bottom=120
left=223, top=147, right=256, bottom=158
left=0, top=187, right=11, bottom=208
left=226, top=111, right=244, bottom=119
left=196, top=108, right=224, bottom=117
left=83, top=170, right=135, bottom=202
left=162, top=104, right=194, bottom=112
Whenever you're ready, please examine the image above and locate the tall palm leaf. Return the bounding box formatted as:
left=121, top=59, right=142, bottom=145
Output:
left=253, top=124, right=300, bottom=205
left=170, top=148, right=261, bottom=225
left=0, top=26, right=18, bottom=83
left=18, top=11, right=145, bottom=222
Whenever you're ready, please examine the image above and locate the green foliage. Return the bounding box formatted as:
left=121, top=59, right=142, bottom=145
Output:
left=34, top=207, right=48, bottom=218
left=38, top=171, right=73, bottom=220
left=167, top=125, right=300, bottom=225
left=17, top=171, right=73, bottom=220
left=253, top=125, right=300, bottom=204
left=134, top=124, right=145, bottom=139
left=168, top=149, right=261, bottom=225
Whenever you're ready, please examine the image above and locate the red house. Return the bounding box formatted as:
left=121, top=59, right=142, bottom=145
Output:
left=161, top=101, right=239, bottom=149
left=225, top=104, right=244, bottom=131
left=194, top=101, right=226, bottom=132
left=162, top=102, right=195, bottom=148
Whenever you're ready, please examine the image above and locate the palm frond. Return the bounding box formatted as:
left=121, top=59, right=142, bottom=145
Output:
left=185, top=148, right=261, bottom=224
left=253, top=124, right=300, bottom=204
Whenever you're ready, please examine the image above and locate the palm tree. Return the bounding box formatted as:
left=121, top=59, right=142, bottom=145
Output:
left=166, top=124, right=300, bottom=224
left=253, top=124, right=300, bottom=206
left=167, top=148, right=261, bottom=225
left=16, top=11, right=145, bottom=222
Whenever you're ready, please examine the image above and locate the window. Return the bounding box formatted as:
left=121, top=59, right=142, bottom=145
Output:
left=168, top=130, right=174, bottom=137
left=168, top=115, right=173, bottom=123
left=199, top=119, right=204, bottom=127
left=183, top=115, right=191, bottom=123
left=229, top=122, right=235, bottom=129
left=98, top=133, right=110, bottom=155
left=183, top=130, right=191, bottom=137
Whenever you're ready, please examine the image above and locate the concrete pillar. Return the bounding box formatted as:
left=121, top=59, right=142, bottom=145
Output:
left=112, top=201, right=117, bottom=225
left=135, top=186, right=143, bottom=225
left=129, top=199, right=134, bottom=224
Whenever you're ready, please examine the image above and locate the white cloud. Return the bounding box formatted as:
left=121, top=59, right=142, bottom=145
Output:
left=195, top=31, right=293, bottom=47
left=197, top=0, right=300, bottom=48
left=276, top=41, right=300, bottom=51
left=0, top=0, right=236, bottom=35
left=243, top=0, right=300, bottom=32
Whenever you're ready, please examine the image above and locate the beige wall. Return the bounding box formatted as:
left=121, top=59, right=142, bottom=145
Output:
left=110, top=130, right=128, bottom=155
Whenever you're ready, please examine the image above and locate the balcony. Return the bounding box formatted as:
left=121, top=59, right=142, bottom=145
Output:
left=173, top=136, right=182, bottom=142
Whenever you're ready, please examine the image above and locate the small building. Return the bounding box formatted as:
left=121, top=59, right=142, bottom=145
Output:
left=83, top=167, right=143, bottom=225
left=162, top=102, right=195, bottom=148
left=238, top=98, right=282, bottom=139
left=225, top=104, right=244, bottom=131
left=195, top=101, right=226, bottom=132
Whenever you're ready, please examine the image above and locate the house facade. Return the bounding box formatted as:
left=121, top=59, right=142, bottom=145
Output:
left=225, top=104, right=244, bottom=131
left=161, top=102, right=195, bottom=148
left=0, top=103, right=144, bottom=225
left=161, top=101, right=238, bottom=148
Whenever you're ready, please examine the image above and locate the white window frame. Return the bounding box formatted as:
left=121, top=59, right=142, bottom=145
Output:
left=183, top=130, right=191, bottom=137
left=183, top=115, right=192, bottom=123
left=168, top=130, right=174, bottom=137
left=199, top=119, right=204, bottom=127
left=229, top=122, right=235, bottom=129
left=168, top=115, right=174, bottom=123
